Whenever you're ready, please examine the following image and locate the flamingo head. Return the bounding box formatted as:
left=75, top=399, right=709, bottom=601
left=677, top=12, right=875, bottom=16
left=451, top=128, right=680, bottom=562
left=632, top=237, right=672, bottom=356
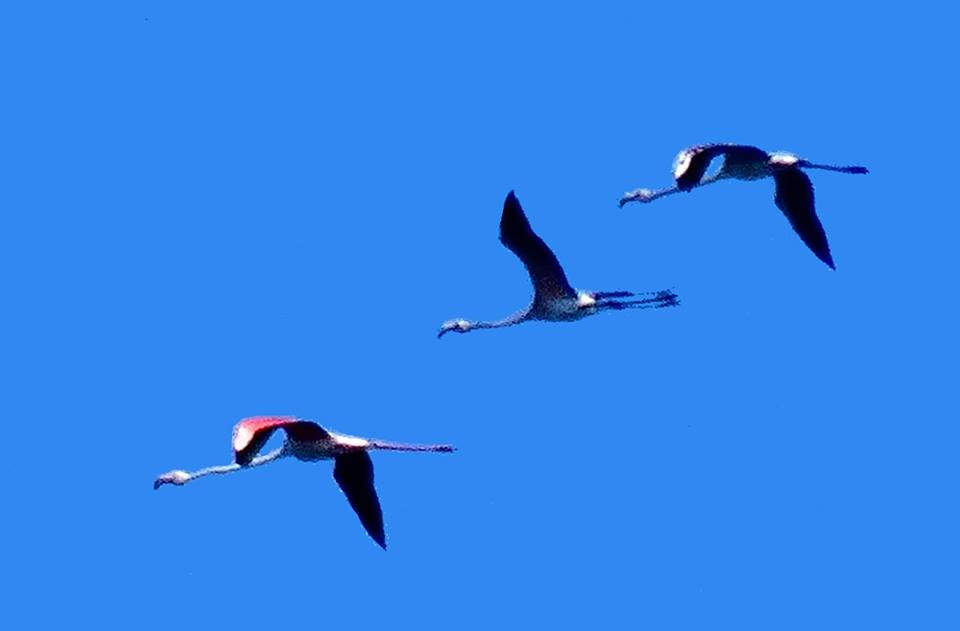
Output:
left=154, top=470, right=191, bottom=489
left=622, top=188, right=657, bottom=204
left=438, top=318, right=473, bottom=338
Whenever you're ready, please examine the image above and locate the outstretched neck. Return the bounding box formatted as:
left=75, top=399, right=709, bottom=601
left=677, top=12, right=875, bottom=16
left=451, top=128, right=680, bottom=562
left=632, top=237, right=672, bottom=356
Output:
left=440, top=310, right=529, bottom=337
left=368, top=440, right=456, bottom=453
left=475, top=309, right=530, bottom=330
left=619, top=174, right=728, bottom=207
left=187, top=447, right=289, bottom=483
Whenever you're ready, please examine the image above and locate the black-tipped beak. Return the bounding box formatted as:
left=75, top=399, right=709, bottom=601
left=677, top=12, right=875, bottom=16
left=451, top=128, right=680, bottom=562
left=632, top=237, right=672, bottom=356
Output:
left=153, top=479, right=163, bottom=490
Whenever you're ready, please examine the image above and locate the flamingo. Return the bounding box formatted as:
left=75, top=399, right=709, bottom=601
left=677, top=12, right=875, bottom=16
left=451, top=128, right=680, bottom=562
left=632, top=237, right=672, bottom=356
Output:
left=154, top=416, right=456, bottom=549
left=438, top=190, right=679, bottom=337
left=618, top=144, right=869, bottom=269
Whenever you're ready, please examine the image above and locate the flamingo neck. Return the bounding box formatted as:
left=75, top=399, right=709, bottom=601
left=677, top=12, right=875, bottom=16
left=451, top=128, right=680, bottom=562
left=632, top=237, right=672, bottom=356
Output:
left=473, top=310, right=530, bottom=330
left=620, top=171, right=731, bottom=206
left=184, top=447, right=289, bottom=483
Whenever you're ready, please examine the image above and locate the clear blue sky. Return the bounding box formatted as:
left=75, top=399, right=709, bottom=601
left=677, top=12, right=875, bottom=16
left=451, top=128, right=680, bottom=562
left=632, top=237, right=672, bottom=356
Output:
left=2, top=2, right=957, bottom=628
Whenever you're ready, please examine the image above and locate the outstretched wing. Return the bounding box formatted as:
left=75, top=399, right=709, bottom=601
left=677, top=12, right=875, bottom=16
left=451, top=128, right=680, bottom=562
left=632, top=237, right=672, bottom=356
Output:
left=333, top=451, right=386, bottom=549
left=674, top=145, right=723, bottom=190
left=499, top=190, right=575, bottom=307
left=232, top=416, right=331, bottom=465
left=773, top=168, right=835, bottom=269
left=674, top=144, right=768, bottom=191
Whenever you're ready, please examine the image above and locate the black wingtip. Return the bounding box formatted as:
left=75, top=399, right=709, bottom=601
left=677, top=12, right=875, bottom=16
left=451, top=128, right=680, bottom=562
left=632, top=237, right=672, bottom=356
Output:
left=815, top=247, right=836, bottom=270
left=500, top=189, right=528, bottom=236
left=812, top=250, right=836, bottom=270
left=375, top=535, right=387, bottom=550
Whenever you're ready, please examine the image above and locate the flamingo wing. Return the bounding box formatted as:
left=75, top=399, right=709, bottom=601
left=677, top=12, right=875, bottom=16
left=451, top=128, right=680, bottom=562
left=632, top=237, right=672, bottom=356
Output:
left=334, top=451, right=386, bottom=549
left=773, top=168, right=835, bottom=269
left=499, top=190, right=575, bottom=308
left=674, top=145, right=725, bottom=191
left=232, top=416, right=331, bottom=465
left=675, top=144, right=768, bottom=190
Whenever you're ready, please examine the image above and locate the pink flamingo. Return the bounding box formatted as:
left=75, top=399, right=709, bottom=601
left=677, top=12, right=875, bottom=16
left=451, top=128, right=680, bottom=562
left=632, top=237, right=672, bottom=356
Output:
left=154, top=416, right=456, bottom=549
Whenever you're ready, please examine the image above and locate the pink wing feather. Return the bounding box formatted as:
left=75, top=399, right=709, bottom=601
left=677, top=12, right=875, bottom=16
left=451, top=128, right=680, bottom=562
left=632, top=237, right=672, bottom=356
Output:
left=232, top=416, right=331, bottom=465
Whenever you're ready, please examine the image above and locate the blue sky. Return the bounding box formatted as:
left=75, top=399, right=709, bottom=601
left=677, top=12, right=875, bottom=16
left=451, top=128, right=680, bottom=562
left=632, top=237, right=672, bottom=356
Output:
left=2, top=2, right=957, bottom=628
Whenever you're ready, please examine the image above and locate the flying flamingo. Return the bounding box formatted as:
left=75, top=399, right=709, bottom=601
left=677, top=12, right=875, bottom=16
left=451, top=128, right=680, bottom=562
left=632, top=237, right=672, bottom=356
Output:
left=438, top=190, right=679, bottom=337
left=618, top=144, right=869, bottom=269
left=154, top=416, right=456, bottom=549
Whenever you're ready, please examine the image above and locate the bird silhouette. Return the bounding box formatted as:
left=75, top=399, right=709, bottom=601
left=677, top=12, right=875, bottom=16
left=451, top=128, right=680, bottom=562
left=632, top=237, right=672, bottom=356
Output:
left=439, top=190, right=679, bottom=337
left=154, top=416, right=455, bottom=549
left=619, top=144, right=868, bottom=269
